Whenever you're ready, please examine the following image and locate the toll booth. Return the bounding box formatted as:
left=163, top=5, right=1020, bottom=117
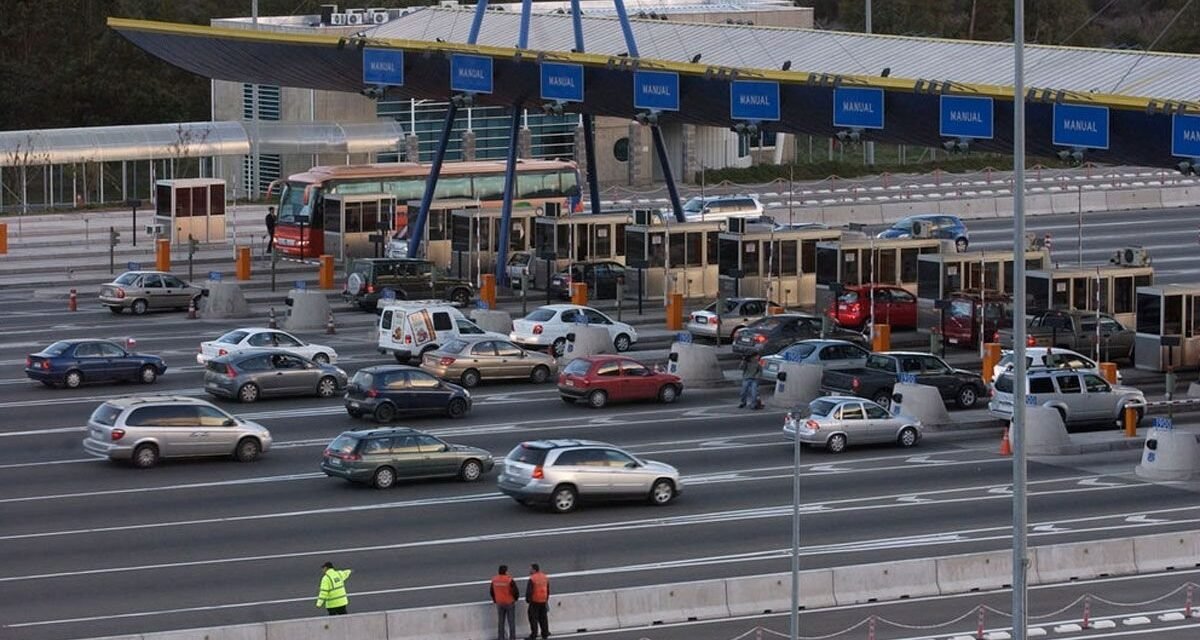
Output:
left=814, top=237, right=947, bottom=314
left=621, top=217, right=726, bottom=301
left=716, top=222, right=843, bottom=307
left=530, top=210, right=635, bottom=288
left=319, top=192, right=397, bottom=261
left=153, top=178, right=226, bottom=245
left=449, top=205, right=538, bottom=282
left=1024, top=262, right=1153, bottom=329
left=1134, top=284, right=1200, bottom=372
left=916, top=249, right=1049, bottom=331
left=406, top=198, right=481, bottom=269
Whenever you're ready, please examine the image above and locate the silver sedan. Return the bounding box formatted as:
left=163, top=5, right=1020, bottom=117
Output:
left=782, top=396, right=921, bottom=453
left=759, top=339, right=870, bottom=382
left=203, top=349, right=348, bottom=403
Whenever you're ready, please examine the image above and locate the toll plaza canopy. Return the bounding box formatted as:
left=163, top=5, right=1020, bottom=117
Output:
left=109, top=8, right=1200, bottom=169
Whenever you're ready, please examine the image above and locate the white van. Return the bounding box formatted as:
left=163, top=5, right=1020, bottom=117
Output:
left=377, top=303, right=506, bottom=363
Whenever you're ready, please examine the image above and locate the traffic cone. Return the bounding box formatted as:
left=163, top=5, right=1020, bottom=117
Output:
left=268, top=306, right=277, bottom=329
left=68, top=288, right=78, bottom=312
left=326, top=311, right=336, bottom=335
left=999, top=426, right=1012, bottom=456
left=187, top=297, right=197, bottom=319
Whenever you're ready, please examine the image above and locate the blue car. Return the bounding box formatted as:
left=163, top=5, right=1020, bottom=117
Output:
left=877, top=214, right=970, bottom=252
left=25, top=339, right=167, bottom=389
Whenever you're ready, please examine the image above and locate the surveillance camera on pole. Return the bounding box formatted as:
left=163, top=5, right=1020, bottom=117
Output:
left=541, top=100, right=565, bottom=116
left=634, top=110, right=659, bottom=126
left=942, top=137, right=971, bottom=154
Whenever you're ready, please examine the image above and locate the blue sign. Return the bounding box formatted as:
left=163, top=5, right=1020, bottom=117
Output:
left=1052, top=104, right=1109, bottom=150
left=939, top=96, right=994, bottom=140
left=1025, top=394, right=1038, bottom=406
left=1171, top=114, right=1200, bottom=158
left=381, top=288, right=396, bottom=300
left=898, top=373, right=917, bottom=384
left=362, top=48, right=405, bottom=87
left=451, top=54, right=493, bottom=94
left=675, top=331, right=692, bottom=344
left=730, top=80, right=781, bottom=122
left=833, top=88, right=884, bottom=130
left=294, top=280, right=306, bottom=291
left=208, top=271, right=222, bottom=282
left=127, top=261, right=142, bottom=271
left=633, top=71, right=680, bottom=112
left=1153, top=416, right=1174, bottom=430
left=540, top=62, right=585, bottom=103
left=1147, top=451, right=1157, bottom=462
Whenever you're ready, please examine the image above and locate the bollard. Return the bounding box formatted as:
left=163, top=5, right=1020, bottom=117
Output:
left=975, top=605, right=985, bottom=640
left=319, top=254, right=335, bottom=289
left=1186, top=584, right=1194, bottom=618
left=0, top=222, right=7, bottom=254
left=126, top=337, right=137, bottom=351
left=929, top=330, right=943, bottom=357
left=868, top=615, right=876, bottom=640
left=187, top=296, right=197, bottom=320
left=982, top=343, right=1002, bottom=384
left=666, top=293, right=684, bottom=331
left=481, top=274, right=497, bottom=309
left=570, top=281, right=588, bottom=306
left=1124, top=404, right=1138, bottom=437
left=871, top=323, right=891, bottom=352
left=155, top=238, right=171, bottom=272
left=1099, top=362, right=1118, bottom=385
left=326, top=311, right=336, bottom=335
left=1082, top=595, right=1091, bottom=629
left=68, top=288, right=78, bottom=312
left=268, top=306, right=278, bottom=329
left=236, top=246, right=251, bottom=281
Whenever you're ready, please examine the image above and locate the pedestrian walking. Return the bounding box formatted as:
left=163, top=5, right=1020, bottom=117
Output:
left=315, top=561, right=352, bottom=615
left=525, top=563, right=551, bottom=640
left=490, top=564, right=520, bottom=640
left=739, top=353, right=763, bottom=410
left=265, top=206, right=277, bottom=253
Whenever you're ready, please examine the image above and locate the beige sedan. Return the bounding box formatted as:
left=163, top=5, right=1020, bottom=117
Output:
left=99, top=270, right=204, bottom=315
left=421, top=337, right=557, bottom=388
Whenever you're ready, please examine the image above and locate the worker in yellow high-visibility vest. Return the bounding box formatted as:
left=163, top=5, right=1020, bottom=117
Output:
left=316, top=561, right=353, bottom=615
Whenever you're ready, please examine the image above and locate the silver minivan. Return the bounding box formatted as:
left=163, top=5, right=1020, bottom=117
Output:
left=83, top=396, right=272, bottom=468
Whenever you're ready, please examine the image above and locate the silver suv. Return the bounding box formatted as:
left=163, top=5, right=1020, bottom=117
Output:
left=989, top=367, right=1145, bottom=428
left=680, top=195, right=764, bottom=221
left=497, top=439, right=682, bottom=513
left=84, top=396, right=272, bottom=468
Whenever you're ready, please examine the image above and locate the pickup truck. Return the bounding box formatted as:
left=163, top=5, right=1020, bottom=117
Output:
left=996, top=310, right=1134, bottom=363
left=820, top=351, right=987, bottom=410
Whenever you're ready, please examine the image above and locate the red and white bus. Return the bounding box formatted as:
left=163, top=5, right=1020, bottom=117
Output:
left=271, top=160, right=581, bottom=258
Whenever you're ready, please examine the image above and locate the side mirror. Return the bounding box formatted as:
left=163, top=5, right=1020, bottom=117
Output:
left=668, top=352, right=679, bottom=363
left=566, top=332, right=577, bottom=342
left=777, top=371, right=788, bottom=382
left=223, top=419, right=237, bottom=427
left=625, top=461, right=638, bottom=469
left=891, top=393, right=903, bottom=405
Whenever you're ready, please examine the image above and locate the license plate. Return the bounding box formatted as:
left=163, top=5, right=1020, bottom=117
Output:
left=564, top=380, right=574, bottom=387
left=948, top=338, right=959, bottom=344
left=348, top=401, right=360, bottom=408
left=328, top=458, right=341, bottom=466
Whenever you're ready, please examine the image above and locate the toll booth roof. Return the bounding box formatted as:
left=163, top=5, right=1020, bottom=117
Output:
left=1032, top=265, right=1154, bottom=277
left=405, top=198, right=483, bottom=210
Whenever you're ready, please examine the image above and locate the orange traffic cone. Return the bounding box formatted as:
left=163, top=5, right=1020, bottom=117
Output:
left=999, top=426, right=1012, bottom=456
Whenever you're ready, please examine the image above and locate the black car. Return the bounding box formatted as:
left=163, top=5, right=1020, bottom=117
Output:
left=25, top=339, right=167, bottom=388
left=821, top=351, right=987, bottom=410
left=344, top=365, right=472, bottom=422
left=549, top=261, right=626, bottom=300
left=343, top=258, right=474, bottom=312
left=732, top=313, right=867, bottom=357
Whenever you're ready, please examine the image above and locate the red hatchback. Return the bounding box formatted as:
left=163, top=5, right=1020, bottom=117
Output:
left=826, top=284, right=917, bottom=330
left=558, top=355, right=683, bottom=409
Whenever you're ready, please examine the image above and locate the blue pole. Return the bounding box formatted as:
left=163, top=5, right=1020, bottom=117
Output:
left=582, top=115, right=602, bottom=214
left=467, top=0, right=489, bottom=44
left=611, top=0, right=641, bottom=57
left=495, top=106, right=522, bottom=287
left=652, top=125, right=685, bottom=222
left=406, top=102, right=459, bottom=258
left=518, top=0, right=533, bottom=48
left=570, top=0, right=585, bottom=52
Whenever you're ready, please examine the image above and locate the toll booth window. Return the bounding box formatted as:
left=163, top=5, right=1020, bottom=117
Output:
left=534, top=222, right=556, bottom=258
left=816, top=246, right=838, bottom=286
left=802, top=240, right=818, bottom=275
left=1164, top=295, right=1184, bottom=335
left=780, top=240, right=798, bottom=276
left=967, top=261, right=984, bottom=290
left=594, top=225, right=611, bottom=258
left=984, top=262, right=1000, bottom=291
left=1191, top=299, right=1200, bottom=337
left=840, top=249, right=859, bottom=285
left=362, top=200, right=381, bottom=232
left=473, top=175, right=505, bottom=201
left=344, top=202, right=362, bottom=233
left=576, top=226, right=591, bottom=261
left=1114, top=277, right=1134, bottom=314
left=876, top=249, right=896, bottom=283
left=451, top=216, right=471, bottom=251
left=1136, top=292, right=1161, bottom=334
left=480, top=218, right=494, bottom=251
left=625, top=229, right=645, bottom=264
left=433, top=177, right=471, bottom=200
left=685, top=232, right=704, bottom=267
left=707, top=232, right=720, bottom=265
left=1027, top=277, right=1050, bottom=314
left=1094, top=278, right=1111, bottom=313
left=742, top=241, right=760, bottom=276
left=323, top=200, right=342, bottom=233
left=1004, top=261, right=1014, bottom=294
left=175, top=187, right=192, bottom=217
left=615, top=224, right=627, bottom=257
left=557, top=225, right=570, bottom=259
left=424, top=209, right=447, bottom=241
left=1052, top=279, right=1071, bottom=309
left=1135, top=275, right=1153, bottom=289
left=156, top=185, right=172, bottom=216
left=1071, top=278, right=1088, bottom=311
left=210, top=184, right=226, bottom=215
left=917, top=260, right=941, bottom=301
left=649, top=233, right=666, bottom=268
left=190, top=187, right=208, bottom=217
left=900, top=248, right=920, bottom=283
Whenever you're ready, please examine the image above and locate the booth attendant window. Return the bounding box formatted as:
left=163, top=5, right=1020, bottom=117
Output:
left=648, top=232, right=666, bottom=268
left=1164, top=294, right=1184, bottom=335
left=839, top=249, right=859, bottom=285
left=1191, top=298, right=1200, bottom=337
left=1114, top=277, right=1134, bottom=314
left=669, top=233, right=686, bottom=267
left=575, top=225, right=591, bottom=261
left=450, top=216, right=471, bottom=251
left=742, top=241, right=760, bottom=275
left=557, top=225, right=570, bottom=259
left=917, top=260, right=941, bottom=301
left=625, top=230, right=645, bottom=265
left=594, top=226, right=611, bottom=258
left=984, top=262, right=1000, bottom=292
left=361, top=200, right=380, bottom=233
left=816, top=246, right=838, bottom=286
left=344, top=202, right=362, bottom=233
left=780, top=240, right=798, bottom=276
left=175, top=187, right=192, bottom=218
left=1136, top=292, right=1160, bottom=334
left=191, top=187, right=207, bottom=217
left=427, top=209, right=448, bottom=241
left=945, top=263, right=962, bottom=294
left=210, top=184, right=225, bottom=215
left=1072, top=278, right=1089, bottom=311
left=718, top=238, right=739, bottom=275
left=1004, top=261, right=1015, bottom=294
left=156, top=185, right=172, bottom=216
left=534, top=222, right=556, bottom=258
left=479, top=217, right=493, bottom=251
left=706, top=232, right=720, bottom=266
left=967, top=262, right=984, bottom=290
left=1093, top=278, right=1111, bottom=313
left=1135, top=275, right=1153, bottom=290
left=1027, top=276, right=1049, bottom=313
left=615, top=224, right=627, bottom=257
left=802, top=240, right=818, bottom=274
left=900, top=248, right=920, bottom=283
left=1052, top=278, right=1071, bottom=309
left=685, top=232, right=704, bottom=267
left=876, top=249, right=896, bottom=283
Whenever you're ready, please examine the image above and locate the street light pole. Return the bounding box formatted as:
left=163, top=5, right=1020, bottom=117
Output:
left=789, top=416, right=801, bottom=640
left=1012, top=0, right=1030, bottom=638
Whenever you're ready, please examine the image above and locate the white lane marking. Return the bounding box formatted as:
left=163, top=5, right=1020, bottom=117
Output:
left=0, top=473, right=325, bottom=504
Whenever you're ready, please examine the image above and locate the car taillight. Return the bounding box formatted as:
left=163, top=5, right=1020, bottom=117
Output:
left=343, top=453, right=361, bottom=461
left=851, top=377, right=861, bottom=391
left=367, top=284, right=376, bottom=294
left=754, top=334, right=767, bottom=344
left=366, top=389, right=379, bottom=398
left=218, top=349, right=228, bottom=356
left=25, top=357, right=31, bottom=367
left=42, top=360, right=49, bottom=369
left=758, top=358, right=766, bottom=368
left=806, top=419, right=820, bottom=430
left=111, top=429, right=125, bottom=442
left=993, top=331, right=1000, bottom=342
left=1026, top=336, right=1037, bottom=347
left=532, top=466, right=544, bottom=479
left=405, top=335, right=412, bottom=344
left=115, top=288, right=126, bottom=299
left=533, top=324, right=544, bottom=335
left=225, top=364, right=237, bottom=378
left=439, top=357, right=456, bottom=366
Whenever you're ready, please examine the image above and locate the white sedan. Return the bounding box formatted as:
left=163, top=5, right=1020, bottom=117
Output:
left=992, top=347, right=1120, bottom=383
left=197, top=328, right=338, bottom=365
left=510, top=304, right=637, bottom=356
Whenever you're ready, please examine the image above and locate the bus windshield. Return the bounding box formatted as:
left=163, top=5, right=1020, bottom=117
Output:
left=278, top=183, right=315, bottom=224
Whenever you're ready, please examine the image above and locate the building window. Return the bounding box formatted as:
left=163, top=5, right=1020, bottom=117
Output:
left=613, top=138, right=630, bottom=162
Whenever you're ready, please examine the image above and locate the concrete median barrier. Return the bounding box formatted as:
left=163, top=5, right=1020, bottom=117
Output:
left=881, top=202, right=926, bottom=222
left=891, top=382, right=950, bottom=426
left=767, top=362, right=823, bottom=409
left=1025, top=194, right=1054, bottom=216
left=1135, top=427, right=1200, bottom=481
left=1159, top=186, right=1200, bottom=208
left=1106, top=188, right=1163, bottom=210
left=993, top=195, right=1015, bottom=218
left=936, top=550, right=1029, bottom=594
left=821, top=204, right=883, bottom=225
left=198, top=281, right=250, bottom=319
left=546, top=590, right=620, bottom=634
left=832, top=558, right=939, bottom=605
left=725, top=570, right=835, bottom=615
left=1133, top=532, right=1200, bottom=573
left=615, top=579, right=730, bottom=627
left=1034, top=538, right=1137, bottom=584
left=560, top=325, right=615, bottom=364
left=265, top=612, right=386, bottom=640
left=1023, top=405, right=1078, bottom=455
left=950, top=197, right=997, bottom=219
left=469, top=308, right=513, bottom=334
left=666, top=341, right=724, bottom=388
left=284, top=289, right=333, bottom=331
left=142, top=624, right=266, bottom=640
left=386, top=603, right=492, bottom=640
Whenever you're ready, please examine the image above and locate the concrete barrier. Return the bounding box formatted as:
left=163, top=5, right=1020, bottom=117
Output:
left=143, top=624, right=266, bottom=640
left=198, top=281, right=250, bottom=318
left=666, top=341, right=724, bottom=388
left=767, top=362, right=823, bottom=409
left=546, top=590, right=621, bottom=634
left=284, top=289, right=333, bottom=331
left=1106, top=188, right=1163, bottom=211
left=1034, top=538, right=1137, bottom=583
left=1132, top=531, right=1200, bottom=573
left=560, top=325, right=615, bottom=363
left=1188, top=381, right=1200, bottom=398
left=1023, top=405, right=1078, bottom=455
left=469, top=308, right=513, bottom=334
left=948, top=197, right=997, bottom=219
left=1135, top=427, right=1200, bottom=481
left=936, top=550, right=1027, bottom=594
left=821, top=204, right=883, bottom=225
left=615, top=579, right=730, bottom=627
left=1080, top=189, right=1111, bottom=212
left=265, top=612, right=387, bottom=640
left=385, top=603, right=492, bottom=640
left=725, top=570, right=835, bottom=615
left=880, top=201, right=928, bottom=223
left=891, top=382, right=949, bottom=426
left=992, top=195, right=1015, bottom=218
left=832, top=558, right=939, bottom=605
left=1159, top=186, right=1200, bottom=208
left=1024, top=194, right=1055, bottom=216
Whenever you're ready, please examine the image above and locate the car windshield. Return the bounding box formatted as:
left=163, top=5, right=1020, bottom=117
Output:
left=40, top=341, right=72, bottom=356
left=507, top=444, right=549, bottom=465
left=838, top=292, right=860, bottom=304
left=525, top=309, right=556, bottom=322
left=89, top=403, right=122, bottom=426
left=889, top=219, right=915, bottom=232
left=865, top=355, right=897, bottom=372
left=682, top=197, right=706, bottom=213
left=216, top=330, right=249, bottom=345
left=563, top=359, right=591, bottom=375
left=351, top=371, right=374, bottom=387
left=810, top=398, right=839, bottom=417
left=440, top=339, right=469, bottom=354
left=114, top=272, right=140, bottom=285
left=750, top=317, right=784, bottom=331
left=327, top=435, right=360, bottom=455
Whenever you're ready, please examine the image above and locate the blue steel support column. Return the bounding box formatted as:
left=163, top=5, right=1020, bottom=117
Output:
left=652, top=125, right=686, bottom=223
left=611, top=0, right=642, bottom=57
left=570, top=0, right=602, bottom=215
left=407, top=0, right=489, bottom=258
left=496, top=107, right=522, bottom=287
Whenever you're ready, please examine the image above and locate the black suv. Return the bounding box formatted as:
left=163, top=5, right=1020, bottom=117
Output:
left=343, top=258, right=474, bottom=312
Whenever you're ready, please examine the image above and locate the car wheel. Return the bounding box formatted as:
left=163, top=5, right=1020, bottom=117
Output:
left=394, top=353, right=408, bottom=364
left=374, top=403, right=397, bottom=422
left=826, top=433, right=848, bottom=454
left=560, top=395, right=576, bottom=405
left=658, top=384, right=679, bottom=404
left=460, top=369, right=481, bottom=389
left=898, top=427, right=919, bottom=448
left=312, top=353, right=331, bottom=365
left=552, top=338, right=567, bottom=357
left=530, top=365, right=551, bottom=384
left=450, top=288, right=471, bottom=306
left=347, top=408, right=362, bottom=418
left=108, top=306, right=123, bottom=315
left=648, top=479, right=676, bottom=506
left=459, top=459, right=484, bottom=482
left=956, top=386, right=978, bottom=409
left=131, top=299, right=149, bottom=315
left=551, top=485, right=578, bottom=513
left=237, top=383, right=260, bottom=403
left=139, top=365, right=158, bottom=384
left=64, top=370, right=83, bottom=389
left=588, top=389, right=608, bottom=409
left=132, top=444, right=159, bottom=469
left=614, top=333, right=632, bottom=352
left=316, top=376, right=338, bottom=398
left=234, top=437, right=262, bottom=463
left=372, top=466, right=396, bottom=489
left=956, top=237, right=969, bottom=252
left=871, top=391, right=891, bottom=409
left=447, top=397, right=469, bottom=419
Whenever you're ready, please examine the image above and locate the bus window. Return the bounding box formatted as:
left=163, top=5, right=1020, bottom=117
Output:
left=384, top=179, right=424, bottom=203
left=473, top=175, right=506, bottom=200
left=278, top=183, right=311, bottom=223
left=518, top=172, right=559, bottom=198
left=434, top=177, right=471, bottom=200
left=333, top=181, right=383, bottom=195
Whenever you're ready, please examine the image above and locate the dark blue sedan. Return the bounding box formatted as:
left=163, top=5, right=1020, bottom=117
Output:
left=25, top=340, right=167, bottom=389
left=877, top=214, right=970, bottom=252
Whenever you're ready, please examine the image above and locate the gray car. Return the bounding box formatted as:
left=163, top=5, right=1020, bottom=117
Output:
left=83, top=396, right=272, bottom=468
left=321, top=427, right=494, bottom=489
left=759, top=339, right=870, bottom=382
left=98, top=270, right=204, bottom=315
left=497, top=439, right=682, bottom=513
left=782, top=396, right=922, bottom=453
left=203, top=349, right=347, bottom=403
left=989, top=367, right=1146, bottom=428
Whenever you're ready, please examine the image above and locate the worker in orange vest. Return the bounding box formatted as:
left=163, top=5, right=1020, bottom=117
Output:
left=525, top=563, right=551, bottom=640
left=490, top=564, right=520, bottom=640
